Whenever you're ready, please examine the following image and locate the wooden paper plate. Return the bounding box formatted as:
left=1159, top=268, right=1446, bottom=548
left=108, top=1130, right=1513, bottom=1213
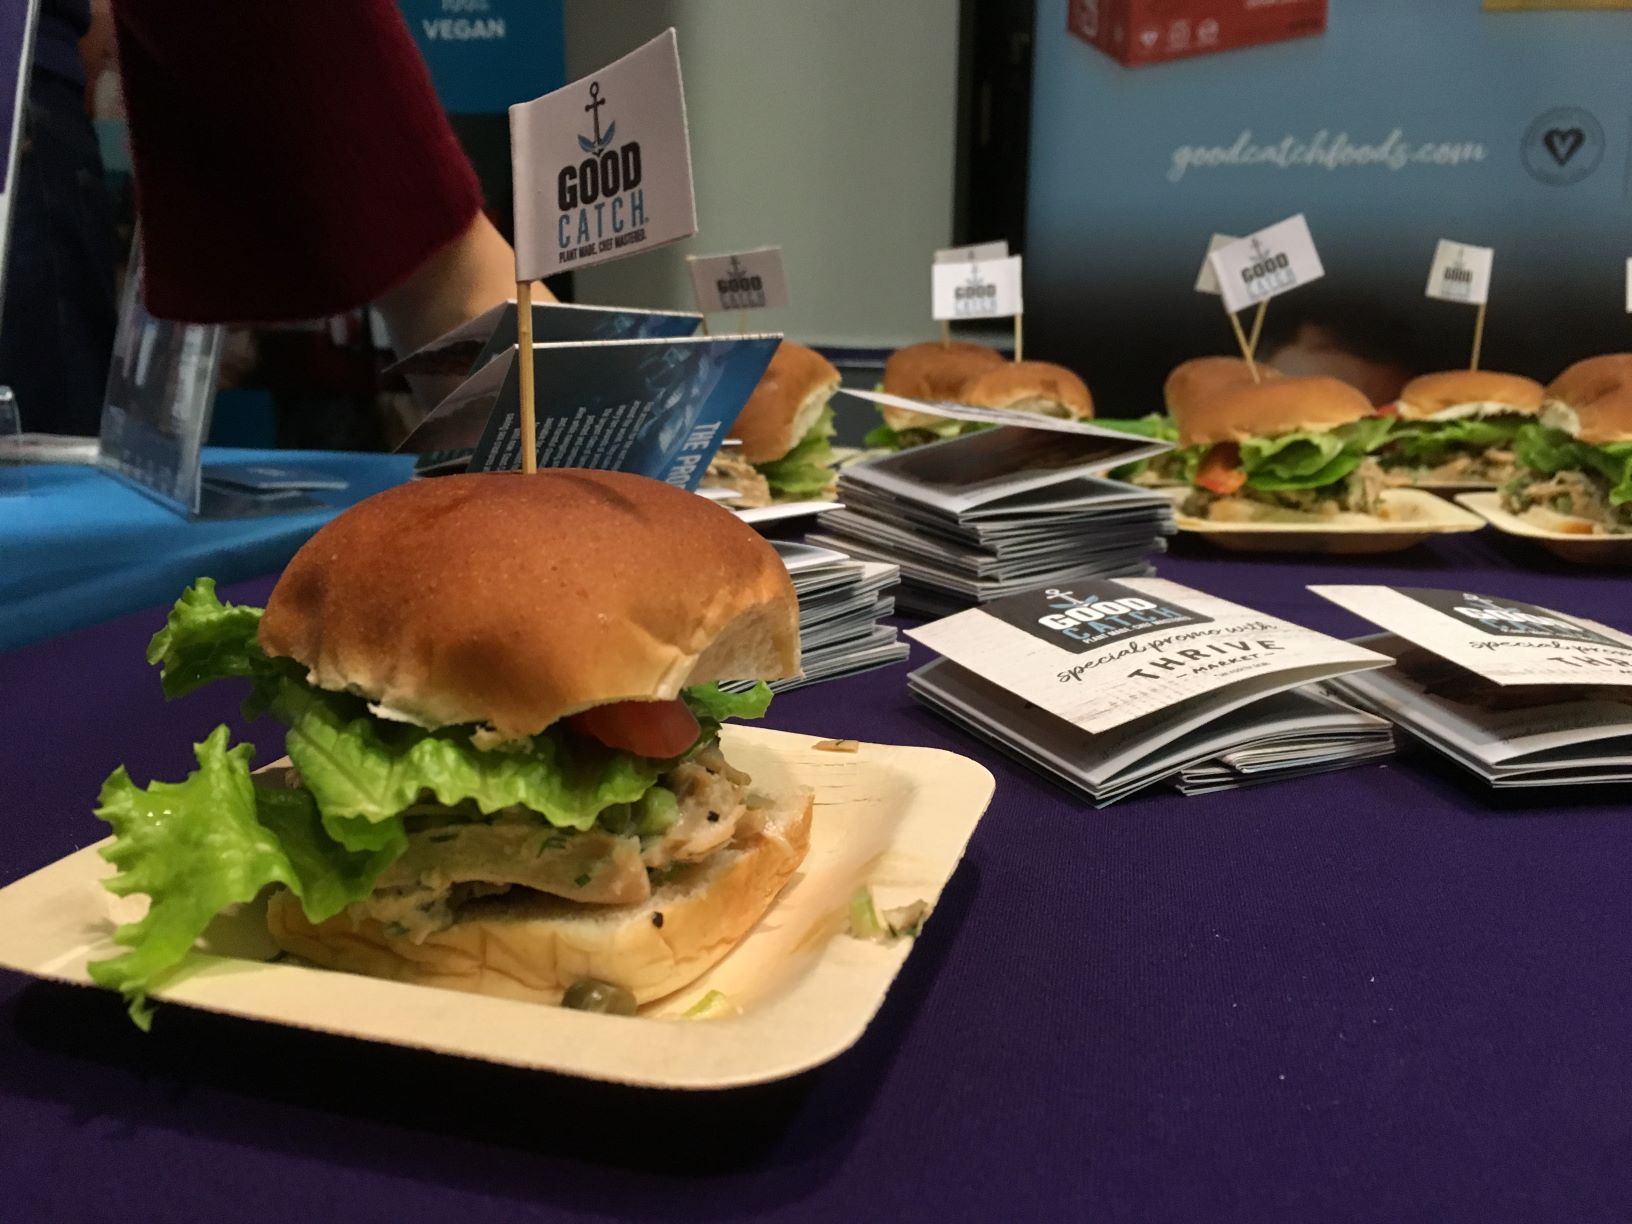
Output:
left=1170, top=488, right=1486, bottom=555
left=0, top=727, right=994, bottom=1089
left=1454, top=492, right=1632, bottom=564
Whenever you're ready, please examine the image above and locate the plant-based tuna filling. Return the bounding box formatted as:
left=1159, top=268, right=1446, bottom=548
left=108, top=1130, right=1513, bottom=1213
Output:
left=1502, top=470, right=1632, bottom=534
left=346, top=747, right=759, bottom=941
left=1499, top=423, right=1632, bottom=534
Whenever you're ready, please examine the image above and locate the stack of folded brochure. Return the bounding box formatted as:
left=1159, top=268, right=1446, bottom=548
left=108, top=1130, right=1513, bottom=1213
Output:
left=809, top=391, right=1177, bottom=616
left=721, top=541, right=908, bottom=694
left=1313, top=584, right=1632, bottom=789
left=904, top=577, right=1395, bottom=806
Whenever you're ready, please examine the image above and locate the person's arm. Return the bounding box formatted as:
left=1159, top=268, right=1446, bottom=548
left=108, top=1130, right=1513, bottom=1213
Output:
left=111, top=0, right=550, bottom=353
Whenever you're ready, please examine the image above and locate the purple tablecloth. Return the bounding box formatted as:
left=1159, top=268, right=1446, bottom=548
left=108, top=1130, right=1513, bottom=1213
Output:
left=3, top=529, right=1630, bottom=1223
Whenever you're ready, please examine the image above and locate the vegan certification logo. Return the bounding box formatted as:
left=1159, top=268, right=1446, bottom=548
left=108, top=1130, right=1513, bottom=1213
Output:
left=716, top=256, right=766, bottom=310
left=988, top=584, right=1212, bottom=654
left=1239, top=236, right=1294, bottom=301
left=1521, top=107, right=1603, bottom=187
left=557, top=80, right=648, bottom=259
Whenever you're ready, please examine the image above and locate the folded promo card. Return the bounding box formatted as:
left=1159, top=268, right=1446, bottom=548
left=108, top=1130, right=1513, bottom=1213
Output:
left=839, top=388, right=1170, bottom=513
left=387, top=300, right=702, bottom=379
left=909, top=577, right=1389, bottom=735
left=1310, top=585, right=1632, bottom=689
left=397, top=334, right=780, bottom=490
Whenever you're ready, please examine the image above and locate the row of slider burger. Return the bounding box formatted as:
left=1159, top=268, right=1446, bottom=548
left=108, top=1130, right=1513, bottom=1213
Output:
left=90, top=473, right=814, bottom=1024
left=705, top=340, right=843, bottom=507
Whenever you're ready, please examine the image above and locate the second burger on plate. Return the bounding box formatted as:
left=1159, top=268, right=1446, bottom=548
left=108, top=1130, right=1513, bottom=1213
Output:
left=1172, top=375, right=1395, bottom=522
left=1377, top=369, right=1544, bottom=487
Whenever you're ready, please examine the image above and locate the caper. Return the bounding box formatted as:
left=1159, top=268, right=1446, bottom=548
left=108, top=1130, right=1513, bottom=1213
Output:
left=561, top=978, right=638, bottom=1015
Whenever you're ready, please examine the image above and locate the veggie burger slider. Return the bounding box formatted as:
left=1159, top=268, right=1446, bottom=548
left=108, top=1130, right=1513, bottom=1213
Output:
left=1502, top=353, right=1632, bottom=534
left=92, top=471, right=812, bottom=1024
left=866, top=339, right=1004, bottom=448
left=707, top=339, right=843, bottom=505
left=868, top=346, right=1092, bottom=449
left=1379, top=369, right=1544, bottom=484
left=1174, top=375, right=1393, bottom=520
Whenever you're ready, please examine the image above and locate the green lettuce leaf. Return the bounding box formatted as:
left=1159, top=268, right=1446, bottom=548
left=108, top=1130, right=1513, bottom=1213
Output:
left=1102, top=415, right=1200, bottom=483
left=267, top=677, right=663, bottom=841
left=91, top=727, right=393, bottom=1027
left=1238, top=418, right=1392, bottom=492
left=863, top=416, right=988, bottom=452
left=757, top=406, right=836, bottom=498
left=1384, top=414, right=1524, bottom=467
left=1514, top=425, right=1632, bottom=505
left=1099, top=413, right=1179, bottom=443
left=146, top=578, right=277, bottom=698
left=684, top=681, right=773, bottom=725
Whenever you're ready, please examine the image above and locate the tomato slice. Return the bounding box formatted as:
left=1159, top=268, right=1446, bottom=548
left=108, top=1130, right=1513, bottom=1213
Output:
left=1375, top=402, right=1400, bottom=417
left=1195, top=442, right=1247, bottom=496
left=568, top=699, right=700, bottom=759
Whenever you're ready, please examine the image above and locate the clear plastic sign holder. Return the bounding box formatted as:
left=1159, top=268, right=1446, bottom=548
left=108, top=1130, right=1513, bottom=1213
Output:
left=96, top=240, right=326, bottom=519
left=0, top=385, right=25, bottom=496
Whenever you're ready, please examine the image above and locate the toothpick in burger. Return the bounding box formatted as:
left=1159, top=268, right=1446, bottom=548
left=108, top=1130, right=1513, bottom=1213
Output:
left=1377, top=369, right=1544, bottom=485
left=1174, top=376, right=1395, bottom=521
left=90, top=472, right=812, bottom=1025
left=704, top=339, right=842, bottom=504
left=1501, top=353, right=1632, bottom=534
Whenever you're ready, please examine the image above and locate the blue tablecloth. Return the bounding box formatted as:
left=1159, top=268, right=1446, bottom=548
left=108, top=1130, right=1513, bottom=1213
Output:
left=0, top=448, right=413, bottom=650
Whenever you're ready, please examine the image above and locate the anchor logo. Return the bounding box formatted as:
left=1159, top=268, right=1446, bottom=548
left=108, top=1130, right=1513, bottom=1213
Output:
left=577, top=81, right=616, bottom=154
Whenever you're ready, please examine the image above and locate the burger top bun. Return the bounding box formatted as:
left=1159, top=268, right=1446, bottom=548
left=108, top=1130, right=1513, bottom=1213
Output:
left=1395, top=370, right=1544, bottom=421
left=880, top=341, right=1005, bottom=432
left=1542, top=354, right=1632, bottom=444
left=259, top=472, right=800, bottom=739
left=728, top=341, right=841, bottom=464
left=1176, top=376, right=1375, bottom=448
left=959, top=360, right=1092, bottom=420
left=1164, top=357, right=1281, bottom=419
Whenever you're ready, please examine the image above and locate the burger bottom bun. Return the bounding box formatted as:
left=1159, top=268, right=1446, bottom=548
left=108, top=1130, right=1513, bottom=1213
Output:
left=267, top=787, right=814, bottom=1006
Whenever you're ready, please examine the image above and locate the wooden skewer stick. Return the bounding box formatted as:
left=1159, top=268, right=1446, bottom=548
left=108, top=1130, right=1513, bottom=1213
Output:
left=1470, top=301, right=1487, bottom=372
left=699, top=314, right=711, bottom=336
left=1226, top=306, right=1260, bottom=383
left=940, top=319, right=951, bottom=348
left=1246, top=299, right=1268, bottom=362
left=1014, top=312, right=1024, bottom=362
left=515, top=279, right=537, bottom=474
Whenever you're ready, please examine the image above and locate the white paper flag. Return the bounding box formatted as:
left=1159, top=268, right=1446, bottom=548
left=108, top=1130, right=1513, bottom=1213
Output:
left=1208, top=215, right=1324, bottom=314
left=1424, top=240, right=1494, bottom=306
left=1194, top=233, right=1238, bottom=296
left=509, top=29, right=697, bottom=281
left=934, top=241, right=1010, bottom=264
left=686, top=246, right=790, bottom=313
left=932, top=255, right=1023, bottom=322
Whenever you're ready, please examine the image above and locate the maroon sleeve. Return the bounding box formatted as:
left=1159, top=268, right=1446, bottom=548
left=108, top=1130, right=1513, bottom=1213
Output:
left=112, top=0, right=484, bottom=323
